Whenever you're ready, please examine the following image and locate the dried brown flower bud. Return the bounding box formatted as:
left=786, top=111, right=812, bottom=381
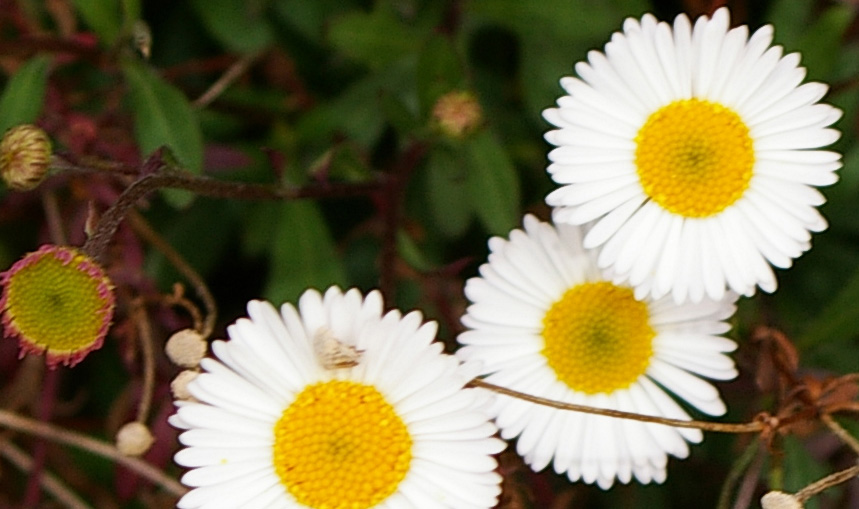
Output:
left=0, top=125, right=52, bottom=191
left=165, top=329, right=207, bottom=368
left=171, top=370, right=199, bottom=401
left=115, top=421, right=155, bottom=457
left=431, top=91, right=483, bottom=139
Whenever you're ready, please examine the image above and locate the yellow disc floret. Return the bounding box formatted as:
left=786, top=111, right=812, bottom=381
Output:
left=635, top=98, right=755, bottom=217
left=542, top=282, right=655, bottom=394
left=273, top=380, right=412, bottom=508
left=0, top=245, right=114, bottom=368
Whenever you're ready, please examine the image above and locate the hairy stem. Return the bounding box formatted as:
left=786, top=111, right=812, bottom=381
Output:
left=81, top=169, right=383, bottom=263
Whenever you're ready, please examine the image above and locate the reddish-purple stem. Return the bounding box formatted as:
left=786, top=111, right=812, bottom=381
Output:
left=22, top=368, right=59, bottom=507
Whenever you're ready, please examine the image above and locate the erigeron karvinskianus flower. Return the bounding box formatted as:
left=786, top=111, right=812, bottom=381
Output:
left=543, top=7, right=842, bottom=303
left=0, top=244, right=115, bottom=368
left=458, top=215, right=738, bottom=488
left=171, top=287, right=504, bottom=509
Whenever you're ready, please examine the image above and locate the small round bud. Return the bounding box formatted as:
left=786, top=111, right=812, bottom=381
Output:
left=165, top=329, right=207, bottom=368
left=431, top=91, right=483, bottom=139
left=171, top=370, right=199, bottom=401
left=761, top=491, right=803, bottom=509
left=115, top=421, right=155, bottom=457
left=0, top=124, right=52, bottom=191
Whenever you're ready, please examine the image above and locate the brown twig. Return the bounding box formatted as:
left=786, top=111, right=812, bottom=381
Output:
left=0, top=409, right=186, bottom=497
left=130, top=299, right=156, bottom=425
left=41, top=189, right=67, bottom=245
left=795, top=463, right=859, bottom=503
left=0, top=440, right=92, bottom=509
left=468, top=378, right=765, bottom=433
left=128, top=212, right=217, bottom=338
left=717, top=438, right=763, bottom=509
left=163, top=284, right=205, bottom=333
left=23, top=367, right=59, bottom=507
left=821, top=414, right=859, bottom=456
left=378, top=142, right=427, bottom=298
left=81, top=167, right=384, bottom=263
left=732, top=441, right=765, bottom=509
left=193, top=51, right=263, bottom=109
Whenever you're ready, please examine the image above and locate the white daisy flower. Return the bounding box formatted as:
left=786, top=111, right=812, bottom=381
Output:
left=171, top=287, right=505, bottom=509
left=458, top=215, right=738, bottom=489
left=543, top=7, right=842, bottom=303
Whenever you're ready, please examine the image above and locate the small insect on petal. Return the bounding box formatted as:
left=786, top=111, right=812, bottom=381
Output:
left=313, top=326, right=363, bottom=370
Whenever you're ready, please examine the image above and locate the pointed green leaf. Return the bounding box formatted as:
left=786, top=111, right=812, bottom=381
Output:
left=766, top=0, right=814, bottom=50
left=328, top=8, right=423, bottom=69
left=797, top=5, right=856, bottom=80
left=781, top=436, right=830, bottom=509
left=396, top=231, right=436, bottom=272
left=0, top=56, right=50, bottom=135
left=264, top=201, right=347, bottom=305
left=798, top=261, right=859, bottom=349
left=189, top=0, right=273, bottom=53
left=416, top=35, right=464, bottom=116
left=465, top=130, right=520, bottom=235
left=73, top=0, right=123, bottom=44
left=424, top=146, right=473, bottom=238
left=122, top=61, right=203, bottom=207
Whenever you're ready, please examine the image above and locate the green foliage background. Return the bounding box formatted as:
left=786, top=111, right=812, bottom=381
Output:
left=0, top=0, right=857, bottom=507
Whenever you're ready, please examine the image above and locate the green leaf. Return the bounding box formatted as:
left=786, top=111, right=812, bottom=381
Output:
left=797, top=260, right=859, bottom=349
left=796, top=5, right=856, bottom=80
left=73, top=0, right=123, bottom=44
left=465, top=130, right=520, bottom=235
left=766, top=0, right=814, bottom=50
left=424, top=146, right=473, bottom=238
left=121, top=0, right=142, bottom=28
left=380, top=92, right=420, bottom=135
left=520, top=34, right=586, bottom=125
left=263, top=201, right=347, bottom=305
left=297, top=61, right=414, bottom=148
left=146, top=200, right=239, bottom=287
left=328, top=8, right=423, bottom=69
left=122, top=61, right=203, bottom=207
left=271, top=0, right=347, bottom=44
left=396, top=231, right=436, bottom=272
left=468, top=0, right=647, bottom=42
left=780, top=436, right=830, bottom=509
left=189, top=0, right=273, bottom=53
left=0, top=56, right=50, bottom=135
left=416, top=35, right=464, bottom=116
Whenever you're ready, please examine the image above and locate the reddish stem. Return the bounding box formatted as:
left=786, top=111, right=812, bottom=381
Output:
left=22, top=368, right=60, bottom=507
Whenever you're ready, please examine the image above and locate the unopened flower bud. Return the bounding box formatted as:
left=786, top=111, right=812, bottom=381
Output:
left=165, top=329, right=207, bottom=368
left=431, top=91, right=482, bottom=139
left=761, top=491, right=803, bottom=509
left=171, top=370, right=199, bottom=401
left=115, top=421, right=155, bottom=457
left=0, top=124, right=51, bottom=191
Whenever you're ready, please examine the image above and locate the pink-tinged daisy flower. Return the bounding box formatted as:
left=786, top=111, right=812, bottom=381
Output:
left=458, top=215, right=738, bottom=488
left=171, top=287, right=505, bottom=509
left=0, top=244, right=115, bottom=368
left=543, top=7, right=842, bottom=303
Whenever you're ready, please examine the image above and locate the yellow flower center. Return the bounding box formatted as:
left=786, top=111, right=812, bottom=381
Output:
left=2, top=246, right=113, bottom=363
left=541, top=282, right=655, bottom=394
left=273, top=380, right=412, bottom=508
left=634, top=98, right=755, bottom=217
